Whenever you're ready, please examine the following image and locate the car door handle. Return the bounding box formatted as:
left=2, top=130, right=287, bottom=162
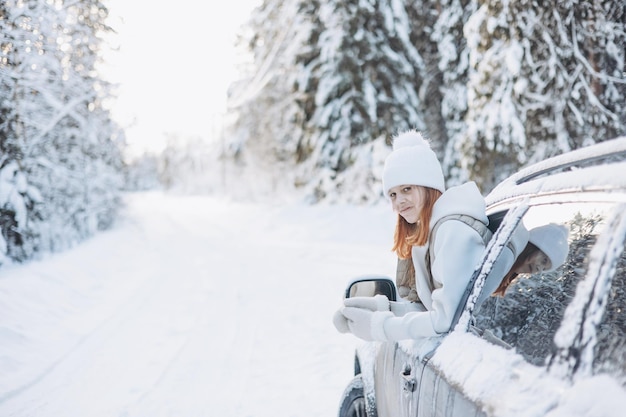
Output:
left=401, top=364, right=416, bottom=393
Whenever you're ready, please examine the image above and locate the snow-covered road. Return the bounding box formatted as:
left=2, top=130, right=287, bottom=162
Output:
left=0, top=192, right=396, bottom=417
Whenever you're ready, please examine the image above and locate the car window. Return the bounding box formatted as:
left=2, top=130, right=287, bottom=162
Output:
left=474, top=201, right=618, bottom=366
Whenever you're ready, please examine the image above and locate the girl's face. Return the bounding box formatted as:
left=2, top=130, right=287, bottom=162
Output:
left=517, top=249, right=552, bottom=274
left=388, top=185, right=423, bottom=224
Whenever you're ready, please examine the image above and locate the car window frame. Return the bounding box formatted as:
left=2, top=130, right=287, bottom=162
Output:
left=450, top=201, right=530, bottom=334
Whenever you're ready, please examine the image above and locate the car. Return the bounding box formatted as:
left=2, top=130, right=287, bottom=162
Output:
left=337, top=136, right=626, bottom=417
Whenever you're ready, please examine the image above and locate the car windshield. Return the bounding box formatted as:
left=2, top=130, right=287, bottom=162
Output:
left=474, top=199, right=626, bottom=384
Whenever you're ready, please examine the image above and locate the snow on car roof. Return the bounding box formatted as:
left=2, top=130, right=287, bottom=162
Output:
left=486, top=137, right=626, bottom=210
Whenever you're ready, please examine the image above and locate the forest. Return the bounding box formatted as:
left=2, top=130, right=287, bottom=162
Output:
left=1, top=0, right=625, bottom=265
left=222, top=0, right=626, bottom=203
left=1, top=0, right=124, bottom=266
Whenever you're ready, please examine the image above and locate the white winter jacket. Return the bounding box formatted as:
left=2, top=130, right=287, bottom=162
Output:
left=382, top=182, right=489, bottom=339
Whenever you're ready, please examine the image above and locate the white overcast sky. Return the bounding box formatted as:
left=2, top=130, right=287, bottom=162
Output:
left=102, top=0, right=261, bottom=156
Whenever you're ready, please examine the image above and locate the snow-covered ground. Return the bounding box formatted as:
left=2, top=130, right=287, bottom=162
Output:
left=0, top=192, right=397, bottom=417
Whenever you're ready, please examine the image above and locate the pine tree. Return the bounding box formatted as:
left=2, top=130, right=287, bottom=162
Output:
left=292, top=0, right=437, bottom=201
left=0, top=0, right=48, bottom=261
left=223, top=0, right=307, bottom=195
left=461, top=0, right=626, bottom=192
left=0, top=0, right=123, bottom=265
left=460, top=0, right=528, bottom=192
left=433, top=0, right=478, bottom=185
left=225, top=0, right=625, bottom=200
left=531, top=0, right=626, bottom=151
left=49, top=0, right=123, bottom=236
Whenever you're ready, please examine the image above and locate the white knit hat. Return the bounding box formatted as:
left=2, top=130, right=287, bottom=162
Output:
left=382, top=130, right=445, bottom=196
left=528, top=224, right=569, bottom=272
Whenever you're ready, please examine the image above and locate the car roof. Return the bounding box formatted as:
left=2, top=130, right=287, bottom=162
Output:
left=485, top=136, right=626, bottom=213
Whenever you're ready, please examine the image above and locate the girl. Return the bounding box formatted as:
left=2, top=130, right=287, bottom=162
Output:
left=334, top=130, right=490, bottom=341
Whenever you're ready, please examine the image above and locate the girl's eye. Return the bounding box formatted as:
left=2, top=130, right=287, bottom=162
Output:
left=402, top=186, right=412, bottom=192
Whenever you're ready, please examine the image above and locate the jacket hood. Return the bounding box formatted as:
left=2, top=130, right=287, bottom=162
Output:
left=430, top=182, right=488, bottom=228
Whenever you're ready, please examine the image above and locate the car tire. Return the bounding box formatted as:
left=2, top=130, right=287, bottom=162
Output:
left=338, top=375, right=368, bottom=417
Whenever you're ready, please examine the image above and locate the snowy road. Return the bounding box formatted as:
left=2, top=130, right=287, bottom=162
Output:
left=0, top=192, right=396, bottom=417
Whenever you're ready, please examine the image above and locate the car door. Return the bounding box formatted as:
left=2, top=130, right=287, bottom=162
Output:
left=373, top=338, right=442, bottom=417
left=401, top=206, right=527, bottom=417
left=390, top=196, right=626, bottom=417
left=371, top=194, right=626, bottom=417
left=462, top=197, right=626, bottom=414
left=372, top=206, right=527, bottom=417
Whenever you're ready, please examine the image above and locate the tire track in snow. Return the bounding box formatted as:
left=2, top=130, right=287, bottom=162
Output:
left=0, top=195, right=231, bottom=416
left=0, top=193, right=395, bottom=417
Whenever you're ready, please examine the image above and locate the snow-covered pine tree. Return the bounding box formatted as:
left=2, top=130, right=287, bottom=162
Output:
left=292, top=0, right=436, bottom=202
left=222, top=0, right=308, bottom=198
left=0, top=0, right=50, bottom=262
left=226, top=0, right=624, bottom=201
left=0, top=1, right=18, bottom=263
left=0, top=0, right=123, bottom=265
left=225, top=0, right=451, bottom=203
left=460, top=0, right=527, bottom=192
left=461, top=0, right=626, bottom=193
left=521, top=0, right=626, bottom=153
left=46, top=0, right=124, bottom=238
left=433, top=0, right=478, bottom=186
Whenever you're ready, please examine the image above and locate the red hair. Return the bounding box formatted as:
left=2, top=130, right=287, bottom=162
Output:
left=391, top=187, right=442, bottom=259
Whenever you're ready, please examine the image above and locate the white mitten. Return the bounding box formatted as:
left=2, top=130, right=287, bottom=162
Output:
left=343, top=294, right=390, bottom=311
left=389, top=300, right=427, bottom=316
left=342, top=307, right=394, bottom=341
left=333, top=308, right=350, bottom=333
left=334, top=295, right=389, bottom=335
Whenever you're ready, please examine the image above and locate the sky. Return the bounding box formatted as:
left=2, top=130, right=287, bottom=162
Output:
left=102, top=0, right=261, bottom=157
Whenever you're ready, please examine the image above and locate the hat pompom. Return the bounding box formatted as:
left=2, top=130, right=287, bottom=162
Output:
left=392, top=130, right=431, bottom=151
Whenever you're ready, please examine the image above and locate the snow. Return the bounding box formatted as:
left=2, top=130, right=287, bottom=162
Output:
left=0, top=192, right=396, bottom=417
left=3, top=190, right=626, bottom=417
left=432, top=331, right=626, bottom=417
left=485, top=137, right=626, bottom=209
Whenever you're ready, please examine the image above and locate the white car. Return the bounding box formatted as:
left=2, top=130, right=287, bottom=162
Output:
left=337, top=136, right=626, bottom=417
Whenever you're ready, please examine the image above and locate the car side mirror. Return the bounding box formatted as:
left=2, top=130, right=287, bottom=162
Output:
left=345, top=276, right=397, bottom=301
